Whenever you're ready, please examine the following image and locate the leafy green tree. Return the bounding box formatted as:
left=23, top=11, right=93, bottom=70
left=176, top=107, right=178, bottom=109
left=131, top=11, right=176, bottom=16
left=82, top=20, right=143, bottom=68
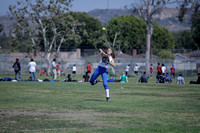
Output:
left=191, top=11, right=200, bottom=48
left=178, top=0, right=200, bottom=48
left=158, top=50, right=175, bottom=59
left=173, top=30, right=198, bottom=50
left=152, top=22, right=175, bottom=49
left=9, top=0, right=79, bottom=71
left=69, top=12, right=102, bottom=49
left=106, top=15, right=146, bottom=51
left=106, top=15, right=174, bottom=52
left=0, top=32, right=12, bottom=49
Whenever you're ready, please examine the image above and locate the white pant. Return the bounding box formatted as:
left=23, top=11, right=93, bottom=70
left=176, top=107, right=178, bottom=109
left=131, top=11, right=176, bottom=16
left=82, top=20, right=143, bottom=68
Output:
left=53, top=69, right=57, bottom=79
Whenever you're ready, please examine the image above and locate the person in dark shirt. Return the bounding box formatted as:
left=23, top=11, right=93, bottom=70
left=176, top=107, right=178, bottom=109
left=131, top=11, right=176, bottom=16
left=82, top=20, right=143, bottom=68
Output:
left=83, top=72, right=90, bottom=82
left=138, top=72, right=149, bottom=83
left=158, top=74, right=165, bottom=83
left=190, top=73, right=200, bottom=84
left=12, top=58, right=21, bottom=80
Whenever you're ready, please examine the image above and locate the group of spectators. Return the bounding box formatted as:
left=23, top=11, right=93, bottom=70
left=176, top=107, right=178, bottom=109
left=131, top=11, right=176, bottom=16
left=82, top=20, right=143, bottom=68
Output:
left=0, top=58, right=198, bottom=84
left=124, top=63, right=200, bottom=84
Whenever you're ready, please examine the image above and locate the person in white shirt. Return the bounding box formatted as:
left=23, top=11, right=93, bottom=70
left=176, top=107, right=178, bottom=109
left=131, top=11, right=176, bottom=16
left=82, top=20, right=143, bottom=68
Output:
left=134, top=64, right=139, bottom=76
left=125, top=64, right=130, bottom=76
left=72, top=64, right=77, bottom=76
left=177, top=74, right=185, bottom=84
left=161, top=63, right=166, bottom=75
left=28, top=58, right=37, bottom=81
left=51, top=58, right=57, bottom=79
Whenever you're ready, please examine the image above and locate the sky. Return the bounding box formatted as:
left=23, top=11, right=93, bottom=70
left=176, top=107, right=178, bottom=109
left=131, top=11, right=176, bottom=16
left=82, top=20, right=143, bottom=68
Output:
left=0, top=0, right=177, bottom=15
left=0, top=0, right=134, bottom=15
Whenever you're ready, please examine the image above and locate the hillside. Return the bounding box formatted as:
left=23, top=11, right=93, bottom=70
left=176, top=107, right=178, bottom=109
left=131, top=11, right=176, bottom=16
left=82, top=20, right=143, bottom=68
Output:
left=0, top=8, right=191, bottom=36
left=0, top=16, right=15, bottom=36
left=88, top=8, right=191, bottom=32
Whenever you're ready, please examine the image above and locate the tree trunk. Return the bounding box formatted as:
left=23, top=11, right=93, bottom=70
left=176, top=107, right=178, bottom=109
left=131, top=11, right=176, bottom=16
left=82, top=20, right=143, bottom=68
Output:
left=146, top=29, right=151, bottom=74
left=45, top=53, right=51, bottom=76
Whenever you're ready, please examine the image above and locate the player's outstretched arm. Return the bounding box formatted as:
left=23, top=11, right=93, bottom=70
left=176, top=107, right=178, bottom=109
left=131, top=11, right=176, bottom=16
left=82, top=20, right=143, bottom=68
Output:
left=99, top=49, right=107, bottom=56
left=110, top=59, right=115, bottom=67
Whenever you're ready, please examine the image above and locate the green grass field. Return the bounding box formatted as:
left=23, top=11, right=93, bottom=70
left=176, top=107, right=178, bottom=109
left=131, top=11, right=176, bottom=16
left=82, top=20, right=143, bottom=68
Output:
left=0, top=74, right=200, bottom=133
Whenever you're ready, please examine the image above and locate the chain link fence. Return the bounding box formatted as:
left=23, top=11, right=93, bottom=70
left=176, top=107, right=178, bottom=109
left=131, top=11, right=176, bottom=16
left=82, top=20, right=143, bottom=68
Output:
left=0, top=49, right=198, bottom=77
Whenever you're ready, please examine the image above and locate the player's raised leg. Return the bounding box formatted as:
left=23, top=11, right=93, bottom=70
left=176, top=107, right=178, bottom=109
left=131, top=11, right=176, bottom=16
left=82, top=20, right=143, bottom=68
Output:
left=90, top=66, right=100, bottom=85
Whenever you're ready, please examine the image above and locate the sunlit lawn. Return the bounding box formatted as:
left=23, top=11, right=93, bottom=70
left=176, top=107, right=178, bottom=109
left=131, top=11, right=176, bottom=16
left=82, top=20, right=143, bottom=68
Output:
left=0, top=74, right=199, bottom=132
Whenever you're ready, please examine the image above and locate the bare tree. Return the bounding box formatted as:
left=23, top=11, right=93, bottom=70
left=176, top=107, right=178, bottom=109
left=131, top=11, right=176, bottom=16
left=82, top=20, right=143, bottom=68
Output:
left=132, top=0, right=176, bottom=73
left=178, top=0, right=200, bottom=22
left=9, top=0, right=82, bottom=74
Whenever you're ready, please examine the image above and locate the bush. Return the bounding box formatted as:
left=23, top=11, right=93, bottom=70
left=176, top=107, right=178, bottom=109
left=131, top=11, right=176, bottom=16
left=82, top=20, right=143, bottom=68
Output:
left=158, top=50, right=175, bottom=59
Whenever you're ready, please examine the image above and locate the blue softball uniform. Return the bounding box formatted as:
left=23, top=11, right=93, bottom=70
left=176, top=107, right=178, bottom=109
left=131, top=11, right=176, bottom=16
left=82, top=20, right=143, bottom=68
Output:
left=90, top=56, right=113, bottom=90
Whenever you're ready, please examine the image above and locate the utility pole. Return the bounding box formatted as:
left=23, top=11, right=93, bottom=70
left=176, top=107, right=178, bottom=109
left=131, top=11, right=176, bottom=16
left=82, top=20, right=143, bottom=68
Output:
left=107, top=0, right=109, bottom=10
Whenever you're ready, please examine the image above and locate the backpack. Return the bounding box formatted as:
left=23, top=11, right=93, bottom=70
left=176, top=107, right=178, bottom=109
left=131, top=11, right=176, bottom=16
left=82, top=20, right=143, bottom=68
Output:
left=13, top=63, right=19, bottom=71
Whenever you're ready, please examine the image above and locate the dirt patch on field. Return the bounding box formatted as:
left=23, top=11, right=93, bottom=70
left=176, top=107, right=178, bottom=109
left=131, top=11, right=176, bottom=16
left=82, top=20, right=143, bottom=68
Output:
left=0, top=109, right=130, bottom=128
left=21, top=89, right=52, bottom=93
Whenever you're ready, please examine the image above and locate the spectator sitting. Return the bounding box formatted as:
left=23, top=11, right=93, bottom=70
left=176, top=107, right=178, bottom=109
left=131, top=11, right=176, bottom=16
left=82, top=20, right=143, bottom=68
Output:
left=177, top=74, right=185, bottom=84
left=98, top=74, right=119, bottom=82
left=190, top=73, right=200, bottom=84
left=63, top=74, right=77, bottom=82
left=138, top=72, right=149, bottom=83
left=82, top=72, right=90, bottom=82
left=63, top=74, right=72, bottom=82
left=107, top=77, right=120, bottom=82
left=61, top=70, right=65, bottom=76
left=120, top=72, right=128, bottom=83
left=158, top=74, right=165, bottom=83
left=164, top=73, right=172, bottom=83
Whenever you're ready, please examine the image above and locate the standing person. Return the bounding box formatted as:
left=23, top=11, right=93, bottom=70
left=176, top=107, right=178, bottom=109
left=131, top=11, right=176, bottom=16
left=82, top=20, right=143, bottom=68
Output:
left=72, top=64, right=76, bottom=76
left=134, top=64, right=139, bottom=76
left=56, top=63, right=61, bottom=77
left=28, top=58, right=37, bottom=81
left=150, top=64, right=153, bottom=78
left=120, top=72, right=128, bottom=83
left=177, top=74, right=185, bottom=84
left=125, top=64, right=130, bottom=76
left=51, top=58, right=57, bottom=79
left=170, top=65, right=175, bottom=78
left=161, top=63, right=166, bottom=75
left=156, top=63, right=162, bottom=83
left=86, top=63, right=92, bottom=74
left=13, top=58, right=21, bottom=80
left=90, top=48, right=115, bottom=102
left=138, top=72, right=149, bottom=83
